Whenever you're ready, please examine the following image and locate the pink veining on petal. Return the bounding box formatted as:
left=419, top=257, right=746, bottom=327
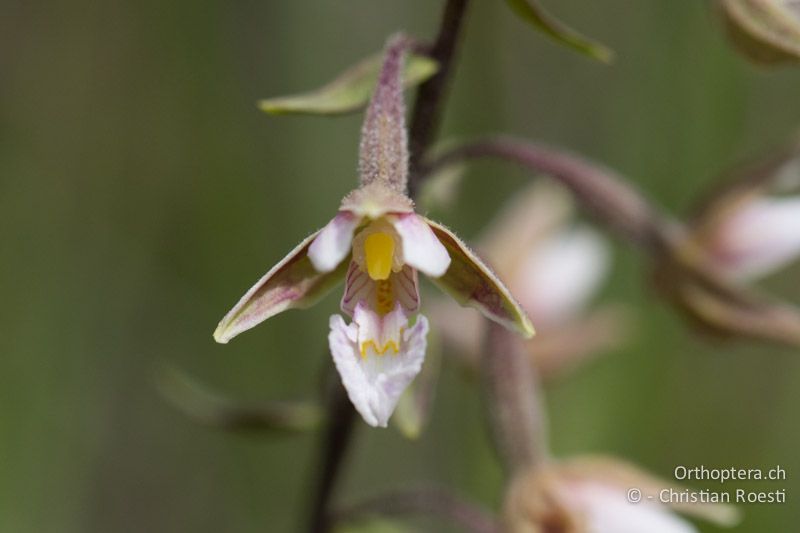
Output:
left=391, top=213, right=451, bottom=277
left=392, top=266, right=420, bottom=312
left=341, top=262, right=420, bottom=316
left=342, top=261, right=371, bottom=316
left=308, top=211, right=361, bottom=273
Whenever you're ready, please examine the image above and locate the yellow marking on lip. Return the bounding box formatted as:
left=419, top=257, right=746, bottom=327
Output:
left=360, top=339, right=400, bottom=358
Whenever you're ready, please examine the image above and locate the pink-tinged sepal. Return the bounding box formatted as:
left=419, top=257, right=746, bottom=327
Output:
left=341, top=261, right=419, bottom=316
left=424, top=217, right=535, bottom=338
left=214, top=232, right=346, bottom=344
left=308, top=211, right=361, bottom=273
left=328, top=302, right=428, bottom=427
left=391, top=213, right=451, bottom=277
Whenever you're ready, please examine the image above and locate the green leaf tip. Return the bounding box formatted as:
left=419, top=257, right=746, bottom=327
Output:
left=504, top=0, right=615, bottom=63
left=156, top=363, right=323, bottom=433
left=258, top=52, right=439, bottom=116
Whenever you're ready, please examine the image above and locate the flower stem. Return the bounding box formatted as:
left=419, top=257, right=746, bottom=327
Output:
left=305, top=374, right=357, bottom=533
left=335, top=486, right=501, bottom=533
left=407, top=0, right=471, bottom=199
left=482, top=322, right=549, bottom=473
left=425, top=136, right=675, bottom=253
left=426, top=136, right=800, bottom=347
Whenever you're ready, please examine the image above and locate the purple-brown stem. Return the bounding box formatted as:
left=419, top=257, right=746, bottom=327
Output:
left=483, top=322, right=548, bottom=473
left=335, top=486, right=501, bottom=533
left=407, top=0, right=471, bottom=198
left=426, top=136, right=677, bottom=253
left=427, top=136, right=800, bottom=348
left=305, top=372, right=357, bottom=533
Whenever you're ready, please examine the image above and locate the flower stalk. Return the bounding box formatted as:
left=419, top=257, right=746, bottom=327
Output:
left=426, top=136, right=800, bottom=348
left=425, top=136, right=675, bottom=252
left=306, top=372, right=358, bottom=533
left=335, top=486, right=501, bottom=533
left=483, top=322, right=549, bottom=474
left=408, top=0, right=471, bottom=198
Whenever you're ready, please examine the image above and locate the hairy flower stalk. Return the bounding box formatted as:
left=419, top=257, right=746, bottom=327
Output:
left=214, top=34, right=533, bottom=428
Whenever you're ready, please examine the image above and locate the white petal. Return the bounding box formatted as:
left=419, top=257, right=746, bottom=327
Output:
left=328, top=314, right=379, bottom=426
left=516, top=226, right=609, bottom=328
left=714, top=196, right=800, bottom=281
left=328, top=305, right=428, bottom=428
left=391, top=214, right=451, bottom=277
left=308, top=211, right=361, bottom=273
left=574, top=483, right=697, bottom=533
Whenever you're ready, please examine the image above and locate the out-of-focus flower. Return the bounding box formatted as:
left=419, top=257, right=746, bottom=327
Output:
left=650, top=143, right=800, bottom=348
left=433, top=182, right=626, bottom=379
left=503, top=457, right=739, bottom=533
left=718, top=0, right=800, bottom=65
left=691, top=150, right=800, bottom=282
left=703, top=195, right=800, bottom=281
left=213, top=35, right=532, bottom=428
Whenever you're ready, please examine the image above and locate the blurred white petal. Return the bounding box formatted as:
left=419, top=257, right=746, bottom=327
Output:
left=571, top=483, right=696, bottom=533
left=480, top=181, right=574, bottom=276
left=516, top=226, right=610, bottom=328
left=428, top=299, right=485, bottom=362
left=714, top=196, right=800, bottom=280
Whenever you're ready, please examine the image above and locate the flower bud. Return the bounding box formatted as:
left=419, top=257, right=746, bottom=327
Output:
left=719, top=0, right=800, bottom=64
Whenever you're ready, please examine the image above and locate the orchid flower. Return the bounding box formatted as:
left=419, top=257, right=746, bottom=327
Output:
left=213, top=35, right=533, bottom=428
left=503, top=457, right=739, bottom=533
left=704, top=195, right=800, bottom=281
left=693, top=155, right=800, bottom=282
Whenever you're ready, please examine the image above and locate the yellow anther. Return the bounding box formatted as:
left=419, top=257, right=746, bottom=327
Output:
left=364, top=232, right=395, bottom=281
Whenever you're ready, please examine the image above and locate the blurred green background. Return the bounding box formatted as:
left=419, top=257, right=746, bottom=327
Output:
left=2, top=0, right=799, bottom=531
